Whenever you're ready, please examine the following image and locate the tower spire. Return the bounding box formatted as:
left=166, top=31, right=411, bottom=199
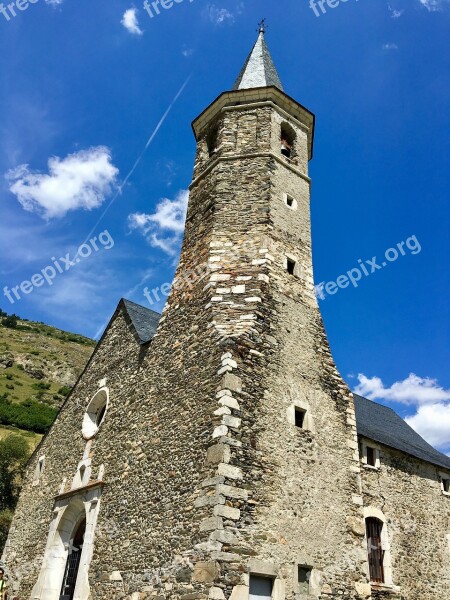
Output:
left=232, top=24, right=284, bottom=91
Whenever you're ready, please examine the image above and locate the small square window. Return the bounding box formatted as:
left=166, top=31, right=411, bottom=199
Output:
left=249, top=575, right=273, bottom=600
left=442, top=477, right=450, bottom=494
left=361, top=443, right=379, bottom=469
left=298, top=565, right=312, bottom=594
left=287, top=258, right=296, bottom=276
left=295, top=408, right=306, bottom=429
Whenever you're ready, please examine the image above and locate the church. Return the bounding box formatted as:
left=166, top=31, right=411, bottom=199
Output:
left=3, top=28, right=450, bottom=600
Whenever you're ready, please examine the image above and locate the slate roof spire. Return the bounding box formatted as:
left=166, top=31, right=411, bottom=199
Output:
left=233, top=23, right=284, bottom=92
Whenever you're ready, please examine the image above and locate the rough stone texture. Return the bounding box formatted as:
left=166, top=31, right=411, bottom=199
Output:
left=3, top=66, right=449, bottom=600
left=359, top=440, right=450, bottom=599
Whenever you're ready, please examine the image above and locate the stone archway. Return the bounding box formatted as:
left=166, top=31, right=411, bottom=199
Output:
left=32, top=499, right=88, bottom=600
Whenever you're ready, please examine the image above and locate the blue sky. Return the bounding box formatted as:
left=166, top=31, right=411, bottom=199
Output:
left=0, top=0, right=449, bottom=449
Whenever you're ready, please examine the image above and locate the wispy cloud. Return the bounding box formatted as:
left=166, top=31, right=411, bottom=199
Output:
left=387, top=4, right=404, bottom=18
left=354, top=373, right=450, bottom=451
left=45, top=0, right=64, bottom=5
left=128, top=189, right=188, bottom=256
left=382, top=43, right=399, bottom=51
left=204, top=3, right=243, bottom=25
left=121, top=8, right=143, bottom=36
left=5, top=147, right=119, bottom=220
left=419, top=0, right=442, bottom=11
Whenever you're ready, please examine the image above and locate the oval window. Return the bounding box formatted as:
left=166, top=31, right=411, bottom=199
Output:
left=82, top=388, right=108, bottom=439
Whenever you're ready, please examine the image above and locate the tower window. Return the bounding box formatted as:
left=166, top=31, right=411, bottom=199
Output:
left=298, top=565, right=312, bottom=594
left=295, top=408, right=306, bottom=429
left=284, top=193, right=297, bottom=211
left=249, top=575, right=273, bottom=600
left=286, top=258, right=296, bottom=276
left=280, top=123, right=296, bottom=159
left=207, top=125, right=219, bottom=158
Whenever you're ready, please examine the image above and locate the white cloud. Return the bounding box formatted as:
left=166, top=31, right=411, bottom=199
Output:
left=204, top=3, right=243, bottom=25
left=128, top=189, right=188, bottom=255
left=354, top=373, right=450, bottom=405
left=181, top=46, right=194, bottom=57
left=387, top=4, right=404, bottom=17
left=5, top=147, right=119, bottom=220
left=419, top=0, right=442, bottom=10
left=121, top=8, right=143, bottom=36
left=45, top=0, right=64, bottom=5
left=355, top=373, right=450, bottom=451
left=405, top=404, right=450, bottom=448
left=383, top=43, right=399, bottom=51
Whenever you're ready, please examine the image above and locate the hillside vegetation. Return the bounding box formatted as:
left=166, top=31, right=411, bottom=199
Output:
left=0, top=310, right=95, bottom=551
left=0, top=310, right=95, bottom=438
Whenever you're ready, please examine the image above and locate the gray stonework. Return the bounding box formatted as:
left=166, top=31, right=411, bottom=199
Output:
left=3, top=32, right=450, bottom=600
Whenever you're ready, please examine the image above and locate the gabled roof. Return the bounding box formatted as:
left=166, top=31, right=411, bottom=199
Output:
left=233, top=31, right=284, bottom=92
left=354, top=394, right=450, bottom=471
left=122, top=299, right=160, bottom=344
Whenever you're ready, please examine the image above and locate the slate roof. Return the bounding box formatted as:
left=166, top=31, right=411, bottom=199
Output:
left=119, top=300, right=450, bottom=471
left=122, top=299, right=160, bottom=344
left=233, top=31, right=284, bottom=92
left=354, top=394, right=450, bottom=471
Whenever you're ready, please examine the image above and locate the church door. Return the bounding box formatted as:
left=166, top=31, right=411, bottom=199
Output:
left=366, top=517, right=385, bottom=583
left=59, top=518, right=86, bottom=600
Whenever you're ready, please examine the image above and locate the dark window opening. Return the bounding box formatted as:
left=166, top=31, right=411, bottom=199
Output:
left=298, top=565, right=311, bottom=594
left=366, top=446, right=376, bottom=467
left=295, top=409, right=306, bottom=429
left=287, top=258, right=296, bottom=276
left=281, top=124, right=295, bottom=159
left=96, top=404, right=107, bottom=427
left=443, top=478, right=450, bottom=493
left=286, top=195, right=294, bottom=208
left=249, top=575, right=273, bottom=600
left=60, top=518, right=86, bottom=600
left=207, top=126, right=219, bottom=158
left=366, top=518, right=385, bottom=584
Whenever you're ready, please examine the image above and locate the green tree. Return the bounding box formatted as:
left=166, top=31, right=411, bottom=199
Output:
left=0, top=434, right=28, bottom=512
left=0, top=509, right=13, bottom=554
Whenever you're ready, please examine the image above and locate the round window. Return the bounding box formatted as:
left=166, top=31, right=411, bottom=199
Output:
left=82, top=388, right=108, bottom=439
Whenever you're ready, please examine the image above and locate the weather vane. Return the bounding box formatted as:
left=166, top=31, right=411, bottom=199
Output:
left=258, top=18, right=267, bottom=34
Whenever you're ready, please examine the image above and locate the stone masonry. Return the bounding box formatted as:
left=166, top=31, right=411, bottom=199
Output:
left=3, top=30, right=450, bottom=600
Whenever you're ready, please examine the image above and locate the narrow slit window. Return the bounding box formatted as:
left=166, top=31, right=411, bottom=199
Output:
left=295, top=408, right=306, bottom=429
left=298, top=565, right=312, bottom=594
left=287, top=258, right=296, bottom=276
left=366, top=446, right=376, bottom=467
left=286, top=195, right=294, bottom=208
left=442, top=477, right=450, bottom=494
left=366, top=518, right=385, bottom=583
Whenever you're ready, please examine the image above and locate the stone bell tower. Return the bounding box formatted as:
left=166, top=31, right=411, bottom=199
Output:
left=3, top=26, right=372, bottom=600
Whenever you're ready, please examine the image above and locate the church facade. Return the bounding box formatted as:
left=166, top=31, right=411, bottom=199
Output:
left=3, top=30, right=450, bottom=600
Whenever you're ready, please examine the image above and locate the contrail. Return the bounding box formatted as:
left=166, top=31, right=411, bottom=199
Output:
left=77, top=74, right=192, bottom=251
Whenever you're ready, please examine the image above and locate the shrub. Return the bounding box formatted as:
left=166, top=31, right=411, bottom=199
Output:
left=2, top=315, right=18, bottom=329
left=0, top=394, right=58, bottom=434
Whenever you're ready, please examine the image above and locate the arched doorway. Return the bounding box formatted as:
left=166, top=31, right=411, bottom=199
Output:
left=59, top=517, right=86, bottom=599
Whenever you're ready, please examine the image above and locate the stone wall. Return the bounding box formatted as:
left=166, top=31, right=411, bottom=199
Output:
left=5, top=87, right=446, bottom=600
left=360, top=438, right=450, bottom=599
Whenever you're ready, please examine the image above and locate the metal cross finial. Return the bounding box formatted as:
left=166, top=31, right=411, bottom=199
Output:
left=258, top=18, right=267, bottom=34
